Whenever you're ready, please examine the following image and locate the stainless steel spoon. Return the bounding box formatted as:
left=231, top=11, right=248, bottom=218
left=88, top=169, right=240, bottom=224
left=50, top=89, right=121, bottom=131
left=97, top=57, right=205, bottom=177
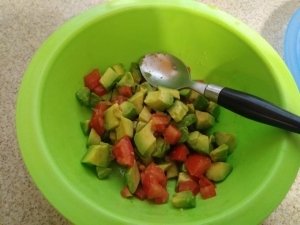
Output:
left=139, top=52, right=300, bottom=133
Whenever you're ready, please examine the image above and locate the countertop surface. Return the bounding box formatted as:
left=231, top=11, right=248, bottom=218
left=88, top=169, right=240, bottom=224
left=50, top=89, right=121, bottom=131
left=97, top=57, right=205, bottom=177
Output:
left=1, top=0, right=300, bottom=224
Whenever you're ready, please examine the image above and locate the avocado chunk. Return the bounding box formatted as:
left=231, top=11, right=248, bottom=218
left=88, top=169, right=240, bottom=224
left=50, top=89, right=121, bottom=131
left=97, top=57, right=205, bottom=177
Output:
left=117, top=72, right=135, bottom=87
left=188, top=90, right=199, bottom=102
left=138, top=82, right=155, bottom=93
left=135, top=121, right=147, bottom=132
left=166, top=162, right=179, bottom=179
left=187, top=103, right=195, bottom=113
left=81, top=143, right=112, bottom=167
left=172, top=191, right=196, bottom=209
left=130, top=62, right=142, bottom=84
left=144, top=91, right=174, bottom=111
left=109, top=131, right=116, bottom=144
left=177, top=172, right=192, bottom=183
left=187, top=131, right=211, bottom=154
left=209, top=144, right=229, bottom=162
left=138, top=106, right=152, bottom=122
left=193, top=95, right=209, bottom=111
left=152, top=138, right=170, bottom=158
left=128, top=91, right=145, bottom=113
left=178, top=126, right=189, bottom=143
left=206, top=162, right=232, bottom=182
left=125, top=161, right=140, bottom=193
left=89, top=92, right=101, bottom=107
left=158, top=86, right=180, bottom=99
left=157, top=162, right=172, bottom=171
left=214, top=132, right=236, bottom=153
left=96, top=167, right=112, bottom=179
left=134, top=120, right=156, bottom=157
left=80, top=120, right=90, bottom=135
left=167, top=100, right=189, bottom=122
left=178, top=114, right=197, bottom=127
left=206, top=101, right=220, bottom=119
left=179, top=88, right=191, bottom=99
left=87, top=128, right=101, bottom=146
left=76, top=87, right=90, bottom=107
left=195, top=111, right=215, bottom=130
left=104, top=103, right=122, bottom=130
left=112, top=63, right=125, bottom=76
left=100, top=67, right=123, bottom=90
left=120, top=101, right=138, bottom=120
left=99, top=91, right=112, bottom=101
left=115, top=116, right=134, bottom=140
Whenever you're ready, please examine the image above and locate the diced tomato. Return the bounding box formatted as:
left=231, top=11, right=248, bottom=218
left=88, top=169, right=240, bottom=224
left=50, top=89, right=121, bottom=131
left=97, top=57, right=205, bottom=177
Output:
left=93, top=102, right=110, bottom=116
left=185, top=154, right=211, bottom=178
left=112, top=95, right=128, bottom=104
left=169, top=144, right=189, bottom=162
left=121, top=186, right=133, bottom=198
left=151, top=113, right=170, bottom=133
left=118, top=86, right=133, bottom=97
left=93, top=83, right=107, bottom=96
left=177, top=180, right=199, bottom=195
left=163, top=124, right=181, bottom=145
left=84, top=69, right=101, bottom=90
left=199, top=176, right=216, bottom=199
left=89, top=112, right=105, bottom=135
left=134, top=185, right=146, bottom=200
left=152, top=187, right=169, bottom=204
left=112, top=136, right=135, bottom=167
left=142, top=163, right=167, bottom=187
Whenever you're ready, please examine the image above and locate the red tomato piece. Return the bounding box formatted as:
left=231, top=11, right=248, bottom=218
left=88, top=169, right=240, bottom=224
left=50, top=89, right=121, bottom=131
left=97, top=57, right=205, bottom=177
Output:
left=120, top=186, right=133, bottom=198
left=177, top=180, right=199, bottom=195
left=118, top=86, right=133, bottom=97
left=112, top=136, right=135, bottom=167
left=112, top=95, right=128, bottom=104
left=89, top=113, right=105, bottom=135
left=134, top=185, right=146, bottom=200
left=169, top=144, right=190, bottom=162
left=143, top=163, right=167, bottom=187
left=84, top=69, right=101, bottom=90
left=198, top=176, right=216, bottom=199
left=185, top=154, right=212, bottom=178
left=152, top=188, right=169, bottom=204
left=163, top=124, right=181, bottom=145
left=151, top=113, right=170, bottom=133
left=93, top=102, right=110, bottom=116
left=93, top=83, right=107, bottom=96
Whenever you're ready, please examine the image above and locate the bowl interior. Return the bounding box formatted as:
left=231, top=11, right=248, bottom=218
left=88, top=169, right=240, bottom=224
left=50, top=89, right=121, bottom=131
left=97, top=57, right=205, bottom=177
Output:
left=19, top=2, right=300, bottom=225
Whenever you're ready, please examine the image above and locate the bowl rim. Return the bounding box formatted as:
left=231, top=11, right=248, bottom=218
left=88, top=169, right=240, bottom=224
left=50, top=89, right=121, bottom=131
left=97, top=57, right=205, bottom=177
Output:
left=16, top=1, right=300, bottom=225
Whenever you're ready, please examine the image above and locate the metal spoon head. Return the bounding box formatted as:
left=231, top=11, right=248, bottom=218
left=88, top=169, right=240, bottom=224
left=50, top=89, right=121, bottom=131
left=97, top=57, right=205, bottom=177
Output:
left=139, top=53, right=192, bottom=89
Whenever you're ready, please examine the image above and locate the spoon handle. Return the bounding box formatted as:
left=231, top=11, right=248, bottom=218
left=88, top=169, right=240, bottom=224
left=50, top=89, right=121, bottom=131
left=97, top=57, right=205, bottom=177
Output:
left=214, top=87, right=300, bottom=133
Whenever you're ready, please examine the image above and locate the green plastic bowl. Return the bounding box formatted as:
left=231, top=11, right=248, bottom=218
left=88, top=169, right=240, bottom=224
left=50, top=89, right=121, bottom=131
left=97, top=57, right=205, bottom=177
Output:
left=16, top=1, right=300, bottom=225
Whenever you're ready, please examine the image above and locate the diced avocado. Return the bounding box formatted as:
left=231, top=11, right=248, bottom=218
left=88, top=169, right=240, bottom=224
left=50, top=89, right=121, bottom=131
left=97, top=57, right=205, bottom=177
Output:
left=135, top=121, right=146, bottom=132
left=138, top=106, right=152, bottom=122
left=206, top=101, right=220, bottom=119
left=158, top=86, right=180, bottom=99
left=187, top=131, right=210, bottom=154
left=120, top=101, right=138, bottom=120
left=134, top=120, right=156, bottom=156
left=178, top=126, right=189, bottom=143
left=80, top=120, right=90, bottom=135
left=152, top=138, right=170, bottom=158
left=138, top=82, right=155, bottom=93
left=125, top=161, right=140, bottom=193
left=128, top=91, right=145, bottom=113
left=109, top=131, right=116, bottom=144
left=210, top=144, right=229, bottom=162
left=180, top=163, right=187, bottom=172
left=89, top=92, right=101, bottom=107
left=130, top=62, right=142, bottom=84
left=99, top=91, right=112, bottom=101
left=172, top=191, right=196, bottom=209
left=87, top=128, right=101, bottom=146
left=179, top=88, right=191, bottom=98
left=214, top=132, right=236, bottom=153
left=195, top=111, right=215, bottom=130
left=100, top=67, right=123, bottom=90
left=177, top=172, right=192, bottom=183
left=144, top=91, right=174, bottom=111
left=96, top=167, right=112, bottom=179
left=110, top=88, right=119, bottom=102
left=187, top=103, right=195, bottom=113
left=76, top=87, right=90, bottom=107
left=193, top=95, right=209, bottom=111
left=157, top=162, right=172, bottom=171
left=104, top=103, right=122, bottom=130
left=206, top=162, right=232, bottom=182
left=115, top=116, right=134, bottom=140
left=178, top=114, right=197, bottom=127
left=166, top=162, right=179, bottom=179
left=81, top=143, right=112, bottom=167
left=188, top=90, right=199, bottom=102
left=167, top=100, right=188, bottom=122
left=117, top=72, right=135, bottom=87
left=112, top=63, right=125, bottom=76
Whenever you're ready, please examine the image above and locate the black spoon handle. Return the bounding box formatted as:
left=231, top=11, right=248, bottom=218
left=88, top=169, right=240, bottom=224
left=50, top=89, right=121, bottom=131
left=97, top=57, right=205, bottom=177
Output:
left=214, top=87, right=300, bottom=133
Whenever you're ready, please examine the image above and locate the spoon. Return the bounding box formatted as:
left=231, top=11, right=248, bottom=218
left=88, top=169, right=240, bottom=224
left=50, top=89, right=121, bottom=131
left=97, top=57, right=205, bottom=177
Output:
left=139, top=52, right=300, bottom=133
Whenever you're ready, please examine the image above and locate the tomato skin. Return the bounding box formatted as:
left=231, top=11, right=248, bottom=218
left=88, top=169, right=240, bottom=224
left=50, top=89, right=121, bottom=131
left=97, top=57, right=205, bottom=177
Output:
left=177, top=180, right=199, bottom=195
left=163, top=124, right=181, bottom=145
left=121, top=186, right=133, bottom=198
left=185, top=154, right=212, bottom=178
left=134, top=185, right=146, bottom=200
left=93, top=83, right=107, bottom=96
left=84, top=69, right=101, bottom=90
left=112, top=136, right=135, bottom=167
left=143, top=163, right=167, bottom=187
left=112, top=95, right=128, bottom=104
left=169, top=144, right=189, bottom=162
left=199, top=176, right=216, bottom=199
left=89, top=112, right=105, bottom=135
left=151, top=113, right=170, bottom=133
left=118, top=86, right=133, bottom=97
left=93, top=102, right=110, bottom=115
